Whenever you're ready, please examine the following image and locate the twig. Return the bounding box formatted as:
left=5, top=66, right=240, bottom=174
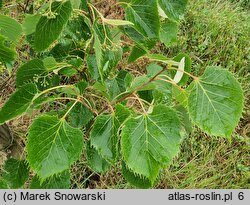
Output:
left=112, top=66, right=168, bottom=105
left=132, top=94, right=147, bottom=113
left=79, top=96, right=98, bottom=116
left=61, top=100, right=79, bottom=120
left=23, top=0, right=31, bottom=12
left=168, top=67, right=199, bottom=80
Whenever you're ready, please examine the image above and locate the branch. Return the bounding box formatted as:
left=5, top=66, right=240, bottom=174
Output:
left=112, top=66, right=168, bottom=105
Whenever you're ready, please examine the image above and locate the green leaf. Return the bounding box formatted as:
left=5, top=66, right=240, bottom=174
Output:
left=27, top=115, right=83, bottom=179
left=22, top=14, right=41, bottom=35
left=93, top=30, right=104, bottom=81
left=129, top=76, right=155, bottom=92
left=121, top=0, right=160, bottom=38
left=176, top=105, right=193, bottom=134
left=146, top=63, right=163, bottom=78
left=187, top=66, right=244, bottom=138
left=90, top=114, right=119, bottom=163
left=160, top=19, right=178, bottom=46
left=115, top=70, right=132, bottom=91
left=0, top=83, right=37, bottom=125
left=120, top=26, right=157, bottom=63
left=106, top=78, right=121, bottom=101
left=30, top=170, right=70, bottom=189
left=65, top=16, right=91, bottom=41
left=172, top=86, right=188, bottom=107
left=86, top=142, right=111, bottom=173
left=106, top=70, right=133, bottom=100
left=121, top=26, right=157, bottom=47
left=87, top=54, right=99, bottom=80
left=16, top=59, right=48, bottom=88
left=103, top=48, right=123, bottom=77
left=60, top=87, right=78, bottom=97
left=50, top=39, right=73, bottom=60
left=70, top=0, right=81, bottom=9
left=128, top=45, right=147, bottom=63
left=103, top=18, right=134, bottom=26
left=75, top=80, right=88, bottom=95
left=115, top=104, right=131, bottom=124
left=93, top=82, right=110, bottom=99
left=43, top=56, right=57, bottom=70
left=67, top=102, right=93, bottom=128
left=16, top=59, right=56, bottom=91
left=153, top=82, right=173, bottom=105
left=0, top=36, right=16, bottom=63
left=146, top=54, right=179, bottom=66
left=158, top=0, right=188, bottom=21
left=121, top=105, right=182, bottom=183
left=68, top=58, right=83, bottom=69
left=122, top=161, right=152, bottom=188
left=146, top=64, right=172, bottom=105
left=0, top=14, right=22, bottom=42
left=2, top=159, right=29, bottom=188
left=121, top=26, right=157, bottom=48
left=80, top=0, right=88, bottom=12
left=138, top=90, right=154, bottom=103
left=59, top=67, right=78, bottom=77
left=34, top=1, right=73, bottom=51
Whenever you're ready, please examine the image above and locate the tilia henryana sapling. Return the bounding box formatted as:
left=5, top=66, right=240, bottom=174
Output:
left=0, top=0, right=244, bottom=188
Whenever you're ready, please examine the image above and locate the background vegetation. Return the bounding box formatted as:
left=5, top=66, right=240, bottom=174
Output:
left=0, top=0, right=249, bottom=188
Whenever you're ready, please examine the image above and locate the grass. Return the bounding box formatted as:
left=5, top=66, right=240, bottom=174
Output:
left=230, top=0, right=250, bottom=9
left=165, top=0, right=249, bottom=73
left=158, top=132, right=249, bottom=188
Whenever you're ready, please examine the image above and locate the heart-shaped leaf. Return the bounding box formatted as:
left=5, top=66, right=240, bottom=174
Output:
left=27, top=115, right=83, bottom=179
left=121, top=105, right=182, bottom=183
left=188, top=66, right=244, bottom=138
